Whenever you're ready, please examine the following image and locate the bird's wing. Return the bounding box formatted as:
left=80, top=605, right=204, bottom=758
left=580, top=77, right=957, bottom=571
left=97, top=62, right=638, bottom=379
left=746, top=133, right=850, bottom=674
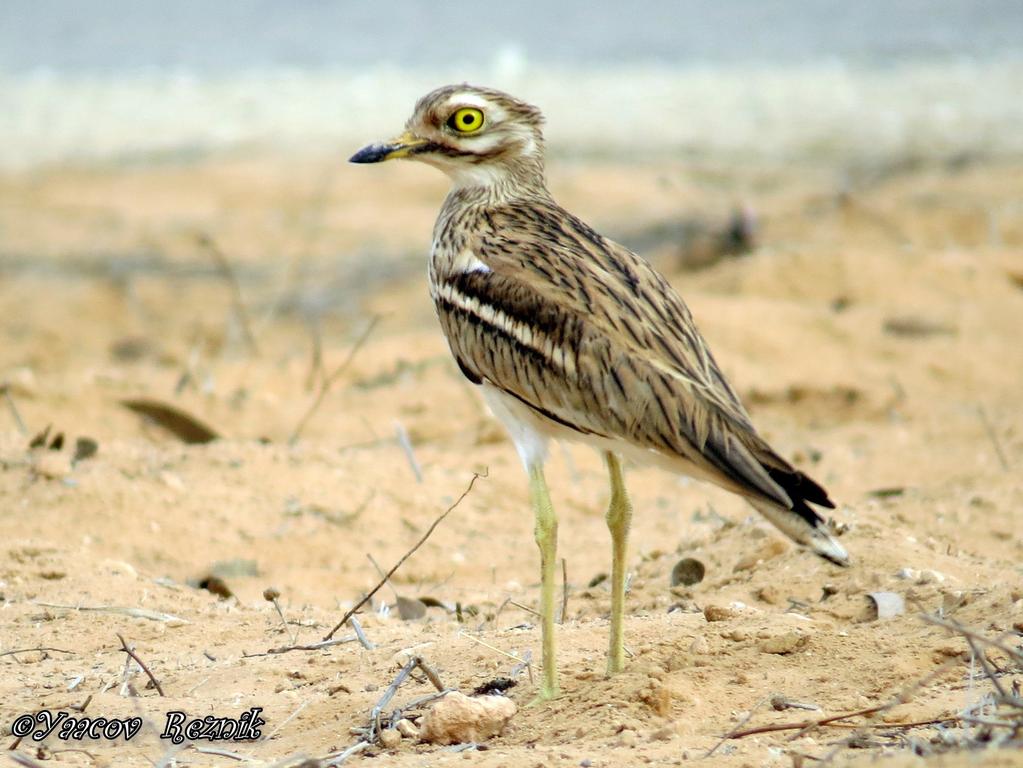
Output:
left=432, top=199, right=832, bottom=513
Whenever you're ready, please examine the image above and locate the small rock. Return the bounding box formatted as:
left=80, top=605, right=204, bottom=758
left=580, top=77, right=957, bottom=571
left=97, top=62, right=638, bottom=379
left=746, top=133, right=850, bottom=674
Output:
left=159, top=471, right=186, bottom=491
left=917, top=569, right=946, bottom=585
left=32, top=452, right=73, bottom=480
left=618, top=728, right=638, bottom=747
left=703, top=604, right=735, bottom=622
left=880, top=704, right=914, bottom=723
left=689, top=636, right=710, bottom=654
left=396, top=718, right=419, bottom=739
left=883, top=315, right=956, bottom=338
left=670, top=558, right=706, bottom=586
left=99, top=559, right=138, bottom=578
left=759, top=631, right=809, bottom=655
left=866, top=592, right=905, bottom=620
left=72, top=437, right=99, bottom=464
left=722, top=629, right=750, bottom=642
left=756, top=585, right=783, bottom=605
left=378, top=728, right=401, bottom=749
left=418, top=692, right=516, bottom=745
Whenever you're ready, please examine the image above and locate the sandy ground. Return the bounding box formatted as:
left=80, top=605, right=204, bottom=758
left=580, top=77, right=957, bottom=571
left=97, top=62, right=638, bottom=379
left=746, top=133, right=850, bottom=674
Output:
left=1, top=152, right=1021, bottom=767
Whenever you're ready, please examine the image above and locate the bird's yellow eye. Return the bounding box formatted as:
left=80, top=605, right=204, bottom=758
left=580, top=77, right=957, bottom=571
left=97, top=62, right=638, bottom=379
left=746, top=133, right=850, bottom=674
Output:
left=448, top=107, right=485, bottom=133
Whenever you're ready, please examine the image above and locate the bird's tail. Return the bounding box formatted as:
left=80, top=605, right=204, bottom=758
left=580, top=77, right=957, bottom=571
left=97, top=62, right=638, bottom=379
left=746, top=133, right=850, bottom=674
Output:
left=747, top=496, right=849, bottom=565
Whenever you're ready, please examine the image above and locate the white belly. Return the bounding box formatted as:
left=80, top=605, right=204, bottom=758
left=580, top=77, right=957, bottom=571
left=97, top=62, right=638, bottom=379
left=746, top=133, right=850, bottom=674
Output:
left=480, top=382, right=722, bottom=486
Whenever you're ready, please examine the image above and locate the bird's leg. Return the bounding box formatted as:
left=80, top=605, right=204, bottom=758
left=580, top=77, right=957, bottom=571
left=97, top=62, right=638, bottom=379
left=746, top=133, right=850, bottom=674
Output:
left=528, top=462, right=559, bottom=700
left=604, top=451, right=633, bottom=675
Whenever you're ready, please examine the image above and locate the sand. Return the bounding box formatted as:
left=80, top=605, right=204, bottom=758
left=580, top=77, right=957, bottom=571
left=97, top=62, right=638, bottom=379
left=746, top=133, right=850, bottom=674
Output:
left=1, top=152, right=1021, bottom=767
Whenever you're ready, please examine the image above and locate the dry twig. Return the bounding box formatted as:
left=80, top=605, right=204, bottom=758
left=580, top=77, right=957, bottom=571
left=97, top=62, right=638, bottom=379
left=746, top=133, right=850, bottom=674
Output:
left=725, top=655, right=963, bottom=743
left=977, top=405, right=1010, bottom=471
left=722, top=613, right=1023, bottom=764
left=196, top=232, right=260, bottom=356
left=921, top=613, right=1023, bottom=666
left=263, top=587, right=297, bottom=644
left=318, top=740, right=371, bottom=767
left=705, top=696, right=769, bottom=757
left=116, top=633, right=165, bottom=697
left=263, top=700, right=308, bottom=742
left=8, top=753, right=46, bottom=768
left=323, top=471, right=485, bottom=641
left=394, top=420, right=423, bottom=483
left=34, top=602, right=187, bottom=625
left=0, top=646, right=75, bottom=659
left=366, top=656, right=447, bottom=743
left=289, top=317, right=380, bottom=444
left=1, top=383, right=27, bottom=434
left=192, top=745, right=256, bottom=762
left=349, top=615, right=375, bottom=650
left=245, top=636, right=359, bottom=656
left=507, top=600, right=540, bottom=617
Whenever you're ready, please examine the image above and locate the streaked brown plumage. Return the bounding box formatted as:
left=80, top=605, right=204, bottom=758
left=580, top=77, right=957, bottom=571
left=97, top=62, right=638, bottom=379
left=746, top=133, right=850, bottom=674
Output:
left=352, top=84, right=848, bottom=699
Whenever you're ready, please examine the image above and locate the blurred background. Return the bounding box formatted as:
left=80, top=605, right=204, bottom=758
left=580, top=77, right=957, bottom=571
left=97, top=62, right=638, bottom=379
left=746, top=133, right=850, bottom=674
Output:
left=2, top=0, right=1023, bottom=167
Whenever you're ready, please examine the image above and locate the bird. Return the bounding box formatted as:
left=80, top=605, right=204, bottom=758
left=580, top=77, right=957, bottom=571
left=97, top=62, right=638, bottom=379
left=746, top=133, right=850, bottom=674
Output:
left=350, top=84, right=848, bottom=700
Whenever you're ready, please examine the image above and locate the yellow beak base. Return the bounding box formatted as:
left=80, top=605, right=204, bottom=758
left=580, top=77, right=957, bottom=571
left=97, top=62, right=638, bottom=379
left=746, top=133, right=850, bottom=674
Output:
left=349, top=132, right=428, bottom=163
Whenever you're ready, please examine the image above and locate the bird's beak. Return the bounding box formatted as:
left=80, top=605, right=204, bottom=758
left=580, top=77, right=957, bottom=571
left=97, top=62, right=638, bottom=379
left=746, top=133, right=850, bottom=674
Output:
left=349, top=131, right=429, bottom=164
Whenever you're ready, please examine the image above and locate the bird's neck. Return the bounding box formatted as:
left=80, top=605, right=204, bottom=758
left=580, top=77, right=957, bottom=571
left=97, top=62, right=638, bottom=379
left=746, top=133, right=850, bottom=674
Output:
left=445, top=154, right=549, bottom=204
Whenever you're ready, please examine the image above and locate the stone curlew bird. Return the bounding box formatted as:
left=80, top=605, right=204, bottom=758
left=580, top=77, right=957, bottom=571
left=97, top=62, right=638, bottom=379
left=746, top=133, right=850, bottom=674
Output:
left=351, top=84, right=848, bottom=699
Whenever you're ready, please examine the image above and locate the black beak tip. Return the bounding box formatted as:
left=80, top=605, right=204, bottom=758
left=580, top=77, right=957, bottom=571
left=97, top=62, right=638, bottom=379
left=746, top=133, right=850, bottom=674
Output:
left=349, top=144, right=389, bottom=164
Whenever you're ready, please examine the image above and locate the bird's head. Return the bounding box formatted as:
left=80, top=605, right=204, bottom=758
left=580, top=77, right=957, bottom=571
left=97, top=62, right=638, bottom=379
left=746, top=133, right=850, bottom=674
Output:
left=350, top=84, right=546, bottom=191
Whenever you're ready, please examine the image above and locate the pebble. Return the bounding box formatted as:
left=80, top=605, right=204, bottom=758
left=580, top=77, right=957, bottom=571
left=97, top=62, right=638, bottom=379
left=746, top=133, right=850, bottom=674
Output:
left=689, top=636, right=710, bottom=654
left=896, top=567, right=946, bottom=585
left=703, top=604, right=735, bottom=622
left=418, top=692, right=516, bottom=745
left=159, top=471, right=186, bottom=491
left=618, top=728, right=638, bottom=747
left=378, top=728, right=401, bottom=749
left=881, top=706, right=911, bottom=724
left=99, top=559, right=138, bottom=578
left=32, top=452, right=73, bottom=480
left=867, top=591, right=905, bottom=620
left=759, top=631, right=809, bottom=654
left=396, top=718, right=419, bottom=738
